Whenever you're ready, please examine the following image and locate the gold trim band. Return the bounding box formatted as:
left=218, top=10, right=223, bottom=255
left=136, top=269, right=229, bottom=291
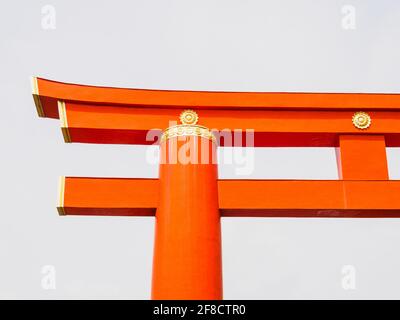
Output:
left=57, top=176, right=66, bottom=216
left=160, top=124, right=217, bottom=144
left=31, top=76, right=45, bottom=117
left=57, top=100, right=72, bottom=143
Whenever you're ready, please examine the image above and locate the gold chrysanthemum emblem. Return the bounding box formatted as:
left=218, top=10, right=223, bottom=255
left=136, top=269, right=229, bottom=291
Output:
left=352, top=111, right=371, bottom=130
left=160, top=109, right=216, bottom=144
left=180, top=110, right=198, bottom=125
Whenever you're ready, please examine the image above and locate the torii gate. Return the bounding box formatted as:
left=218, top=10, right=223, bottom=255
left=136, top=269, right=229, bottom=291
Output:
left=32, top=77, right=400, bottom=300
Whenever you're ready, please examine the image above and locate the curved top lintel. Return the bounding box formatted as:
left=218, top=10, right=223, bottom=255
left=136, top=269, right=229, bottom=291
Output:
left=31, top=76, right=400, bottom=119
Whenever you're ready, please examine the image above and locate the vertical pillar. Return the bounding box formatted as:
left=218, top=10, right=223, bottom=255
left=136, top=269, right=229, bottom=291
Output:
left=336, top=135, right=389, bottom=180
left=151, top=110, right=222, bottom=300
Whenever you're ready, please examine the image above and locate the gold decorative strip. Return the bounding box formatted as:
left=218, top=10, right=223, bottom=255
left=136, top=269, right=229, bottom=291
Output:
left=57, top=100, right=72, bottom=143
left=31, top=76, right=45, bottom=117
left=161, top=110, right=217, bottom=143
left=161, top=124, right=217, bottom=144
left=57, top=176, right=66, bottom=216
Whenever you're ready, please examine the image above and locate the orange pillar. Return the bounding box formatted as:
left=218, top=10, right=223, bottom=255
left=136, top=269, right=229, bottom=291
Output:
left=336, top=135, right=389, bottom=180
left=151, top=112, right=222, bottom=300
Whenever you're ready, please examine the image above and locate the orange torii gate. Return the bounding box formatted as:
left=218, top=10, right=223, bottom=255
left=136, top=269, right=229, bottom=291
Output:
left=32, top=77, right=400, bottom=300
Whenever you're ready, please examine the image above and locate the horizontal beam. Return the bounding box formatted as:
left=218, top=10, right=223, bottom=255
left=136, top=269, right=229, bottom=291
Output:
left=58, top=101, right=400, bottom=147
left=59, top=177, right=400, bottom=218
left=58, top=177, right=157, bottom=216
left=32, top=77, right=400, bottom=119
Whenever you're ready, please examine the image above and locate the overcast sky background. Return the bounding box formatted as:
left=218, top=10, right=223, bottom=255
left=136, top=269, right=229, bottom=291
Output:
left=1, top=0, right=400, bottom=299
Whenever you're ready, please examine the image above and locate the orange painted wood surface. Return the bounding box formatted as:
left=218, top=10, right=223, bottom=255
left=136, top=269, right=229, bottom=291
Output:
left=34, top=77, right=400, bottom=119
left=336, top=135, right=389, bottom=180
left=151, top=136, right=222, bottom=299
left=60, top=102, right=400, bottom=147
left=60, top=177, right=400, bottom=217
left=61, top=177, right=157, bottom=216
